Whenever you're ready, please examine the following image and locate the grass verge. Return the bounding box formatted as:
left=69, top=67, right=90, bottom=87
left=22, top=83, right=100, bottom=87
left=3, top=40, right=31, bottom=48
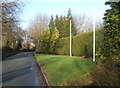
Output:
left=35, top=53, right=96, bottom=86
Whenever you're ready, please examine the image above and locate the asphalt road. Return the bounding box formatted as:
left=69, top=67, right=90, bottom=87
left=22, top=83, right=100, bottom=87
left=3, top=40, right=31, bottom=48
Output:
left=2, top=52, right=41, bottom=86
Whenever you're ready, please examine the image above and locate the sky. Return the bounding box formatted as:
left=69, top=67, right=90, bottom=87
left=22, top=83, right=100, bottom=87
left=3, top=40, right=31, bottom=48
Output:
left=19, top=0, right=111, bottom=30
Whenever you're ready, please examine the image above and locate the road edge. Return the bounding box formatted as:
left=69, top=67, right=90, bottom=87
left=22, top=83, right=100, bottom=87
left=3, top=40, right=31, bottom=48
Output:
left=32, top=52, right=50, bottom=87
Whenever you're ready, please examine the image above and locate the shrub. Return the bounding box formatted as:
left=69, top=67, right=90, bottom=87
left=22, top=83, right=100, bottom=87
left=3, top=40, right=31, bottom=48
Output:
left=61, top=60, right=120, bottom=86
left=2, top=46, right=14, bottom=59
left=91, top=60, right=120, bottom=86
left=61, top=76, right=92, bottom=86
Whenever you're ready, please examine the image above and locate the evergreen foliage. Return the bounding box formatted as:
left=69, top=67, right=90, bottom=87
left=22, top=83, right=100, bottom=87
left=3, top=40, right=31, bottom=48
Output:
left=41, top=28, right=59, bottom=54
left=83, top=45, right=89, bottom=58
left=101, top=1, right=120, bottom=60
left=54, top=8, right=77, bottom=38
left=55, top=29, right=103, bottom=57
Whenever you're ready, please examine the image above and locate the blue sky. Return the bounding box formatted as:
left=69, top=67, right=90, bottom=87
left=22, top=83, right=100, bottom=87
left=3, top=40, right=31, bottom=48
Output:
left=20, top=0, right=110, bottom=29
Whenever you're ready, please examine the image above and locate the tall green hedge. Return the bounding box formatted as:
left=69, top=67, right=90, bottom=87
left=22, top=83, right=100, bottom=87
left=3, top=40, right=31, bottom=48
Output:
left=55, top=37, right=70, bottom=55
left=72, top=32, right=92, bottom=56
left=55, top=29, right=103, bottom=56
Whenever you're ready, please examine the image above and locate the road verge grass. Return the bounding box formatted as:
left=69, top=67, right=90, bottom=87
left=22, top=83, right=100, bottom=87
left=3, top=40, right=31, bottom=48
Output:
left=35, top=53, right=96, bottom=86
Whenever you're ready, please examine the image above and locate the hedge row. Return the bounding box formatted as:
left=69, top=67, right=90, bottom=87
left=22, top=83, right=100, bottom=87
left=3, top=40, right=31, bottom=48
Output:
left=55, top=37, right=70, bottom=55
left=55, top=29, right=103, bottom=57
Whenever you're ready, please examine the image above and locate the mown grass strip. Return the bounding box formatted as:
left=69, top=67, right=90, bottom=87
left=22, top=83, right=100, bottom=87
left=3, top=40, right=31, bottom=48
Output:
left=35, top=53, right=96, bottom=86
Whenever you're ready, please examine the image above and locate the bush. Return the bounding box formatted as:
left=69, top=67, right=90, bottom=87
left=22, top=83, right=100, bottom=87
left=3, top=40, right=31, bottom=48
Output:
left=91, top=60, right=120, bottom=86
left=61, top=59, right=120, bottom=86
left=2, top=46, right=14, bottom=59
left=61, top=74, right=92, bottom=86
left=2, top=46, right=13, bottom=53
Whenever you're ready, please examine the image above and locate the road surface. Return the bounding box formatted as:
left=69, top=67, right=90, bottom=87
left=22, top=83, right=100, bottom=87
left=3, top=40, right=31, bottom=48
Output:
left=2, top=52, right=41, bottom=86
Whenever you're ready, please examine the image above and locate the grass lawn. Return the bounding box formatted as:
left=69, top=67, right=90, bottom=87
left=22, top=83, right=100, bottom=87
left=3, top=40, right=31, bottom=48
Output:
left=35, top=53, right=96, bottom=86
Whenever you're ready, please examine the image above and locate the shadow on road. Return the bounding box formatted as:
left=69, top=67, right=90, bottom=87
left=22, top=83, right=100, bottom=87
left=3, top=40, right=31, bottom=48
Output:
left=2, top=52, right=41, bottom=86
left=2, top=52, right=33, bottom=61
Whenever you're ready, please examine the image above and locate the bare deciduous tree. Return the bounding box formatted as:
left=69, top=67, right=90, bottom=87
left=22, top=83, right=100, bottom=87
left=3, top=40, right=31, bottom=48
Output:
left=73, top=14, right=103, bottom=33
left=27, top=14, right=49, bottom=52
left=73, top=14, right=92, bottom=33
left=1, top=0, right=24, bottom=51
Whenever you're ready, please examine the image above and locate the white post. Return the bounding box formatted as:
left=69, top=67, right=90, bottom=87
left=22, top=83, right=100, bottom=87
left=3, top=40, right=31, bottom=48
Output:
left=70, top=20, right=72, bottom=57
left=93, top=5, right=96, bottom=61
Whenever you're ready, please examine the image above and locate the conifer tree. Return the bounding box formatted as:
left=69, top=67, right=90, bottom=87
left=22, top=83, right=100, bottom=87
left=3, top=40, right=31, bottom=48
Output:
left=64, top=8, right=77, bottom=37
left=101, top=1, right=120, bottom=60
